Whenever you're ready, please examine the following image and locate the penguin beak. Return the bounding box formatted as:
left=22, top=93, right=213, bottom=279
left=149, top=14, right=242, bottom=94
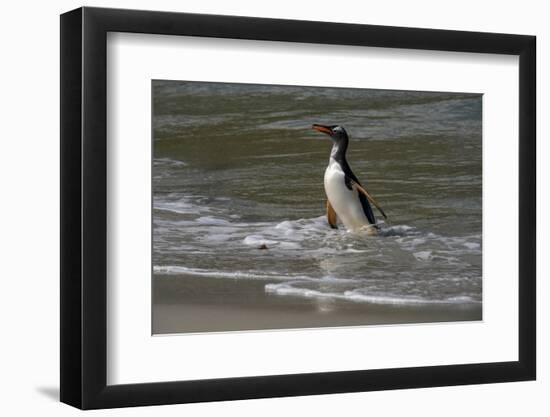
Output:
left=312, top=124, right=333, bottom=135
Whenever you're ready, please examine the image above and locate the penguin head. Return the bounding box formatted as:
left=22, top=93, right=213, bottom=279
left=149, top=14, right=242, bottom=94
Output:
left=311, top=124, right=349, bottom=144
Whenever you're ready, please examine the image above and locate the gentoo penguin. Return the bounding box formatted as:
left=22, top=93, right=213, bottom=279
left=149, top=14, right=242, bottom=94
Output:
left=312, top=124, right=387, bottom=234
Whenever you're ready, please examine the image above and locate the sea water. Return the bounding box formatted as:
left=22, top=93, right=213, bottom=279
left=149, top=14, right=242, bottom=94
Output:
left=152, top=81, right=482, bottom=308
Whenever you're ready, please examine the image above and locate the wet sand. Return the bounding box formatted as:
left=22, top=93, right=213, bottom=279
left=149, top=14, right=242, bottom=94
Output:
left=153, top=275, right=482, bottom=334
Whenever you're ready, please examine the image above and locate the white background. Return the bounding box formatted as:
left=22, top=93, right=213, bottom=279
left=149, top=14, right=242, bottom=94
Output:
left=108, top=34, right=518, bottom=384
left=0, top=0, right=546, bottom=416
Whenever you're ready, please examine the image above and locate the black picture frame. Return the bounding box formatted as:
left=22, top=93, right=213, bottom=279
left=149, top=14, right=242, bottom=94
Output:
left=60, top=6, right=536, bottom=410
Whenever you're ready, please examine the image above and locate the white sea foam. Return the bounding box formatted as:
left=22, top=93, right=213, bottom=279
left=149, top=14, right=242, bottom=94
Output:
left=154, top=199, right=209, bottom=215
left=153, top=192, right=482, bottom=307
left=265, top=282, right=480, bottom=305
left=154, top=265, right=313, bottom=281
left=153, top=157, right=187, bottom=167
left=413, top=251, right=432, bottom=261
left=196, top=216, right=232, bottom=226
left=243, top=235, right=279, bottom=247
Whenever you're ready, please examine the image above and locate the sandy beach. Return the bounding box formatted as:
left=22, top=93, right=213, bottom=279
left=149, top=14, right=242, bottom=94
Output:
left=153, top=275, right=482, bottom=334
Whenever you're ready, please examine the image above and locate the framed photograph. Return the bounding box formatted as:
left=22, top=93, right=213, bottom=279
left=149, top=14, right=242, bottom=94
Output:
left=60, top=6, right=536, bottom=409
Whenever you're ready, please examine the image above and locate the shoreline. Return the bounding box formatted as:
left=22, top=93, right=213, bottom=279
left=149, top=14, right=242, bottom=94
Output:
left=153, top=275, right=482, bottom=334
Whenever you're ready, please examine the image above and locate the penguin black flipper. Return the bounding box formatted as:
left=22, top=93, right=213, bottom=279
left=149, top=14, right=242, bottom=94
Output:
left=345, top=174, right=376, bottom=225
left=350, top=180, right=388, bottom=220
left=357, top=191, right=376, bottom=225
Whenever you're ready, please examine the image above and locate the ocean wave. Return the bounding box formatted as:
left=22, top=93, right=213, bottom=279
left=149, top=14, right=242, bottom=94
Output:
left=154, top=265, right=314, bottom=281
left=153, top=195, right=481, bottom=261
left=265, top=282, right=481, bottom=306
left=153, top=193, right=481, bottom=306
left=154, top=157, right=187, bottom=167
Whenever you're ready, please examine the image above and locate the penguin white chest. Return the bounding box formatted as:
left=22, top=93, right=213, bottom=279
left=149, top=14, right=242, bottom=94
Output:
left=324, top=158, right=371, bottom=232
